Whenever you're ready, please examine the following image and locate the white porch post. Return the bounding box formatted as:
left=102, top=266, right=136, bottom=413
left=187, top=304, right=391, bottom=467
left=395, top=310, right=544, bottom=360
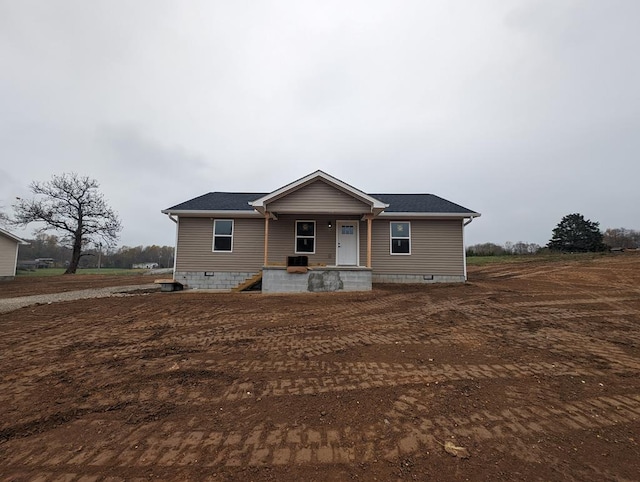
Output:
left=264, top=212, right=270, bottom=266
left=366, top=214, right=373, bottom=268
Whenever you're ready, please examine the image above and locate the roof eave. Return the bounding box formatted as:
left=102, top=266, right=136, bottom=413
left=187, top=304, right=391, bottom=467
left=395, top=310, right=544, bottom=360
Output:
left=0, top=227, right=29, bottom=244
left=161, top=209, right=261, bottom=218
left=378, top=212, right=481, bottom=218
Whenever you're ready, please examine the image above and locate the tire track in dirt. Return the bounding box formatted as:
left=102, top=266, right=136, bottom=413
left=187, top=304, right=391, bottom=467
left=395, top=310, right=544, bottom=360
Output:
left=3, top=393, right=638, bottom=470
left=2, top=255, right=640, bottom=480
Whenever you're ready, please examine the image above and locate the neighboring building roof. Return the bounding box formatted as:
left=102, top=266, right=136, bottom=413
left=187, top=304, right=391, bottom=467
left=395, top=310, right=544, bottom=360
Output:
left=0, top=227, right=28, bottom=244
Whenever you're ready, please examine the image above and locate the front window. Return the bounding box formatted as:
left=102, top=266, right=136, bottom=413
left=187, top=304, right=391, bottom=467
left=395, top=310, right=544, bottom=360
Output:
left=295, top=220, right=315, bottom=253
left=213, top=219, right=233, bottom=252
left=390, top=221, right=411, bottom=254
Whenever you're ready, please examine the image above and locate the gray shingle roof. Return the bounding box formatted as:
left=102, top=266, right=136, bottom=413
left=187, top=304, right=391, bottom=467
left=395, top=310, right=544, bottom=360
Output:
left=166, top=192, right=267, bottom=211
left=166, top=191, right=477, bottom=214
left=372, top=194, right=476, bottom=214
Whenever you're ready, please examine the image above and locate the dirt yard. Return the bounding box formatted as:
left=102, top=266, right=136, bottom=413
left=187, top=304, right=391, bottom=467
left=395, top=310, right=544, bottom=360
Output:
left=1, top=255, right=639, bottom=481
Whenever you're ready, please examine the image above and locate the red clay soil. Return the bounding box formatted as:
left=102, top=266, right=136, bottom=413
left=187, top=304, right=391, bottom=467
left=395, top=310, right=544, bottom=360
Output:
left=1, top=254, right=639, bottom=481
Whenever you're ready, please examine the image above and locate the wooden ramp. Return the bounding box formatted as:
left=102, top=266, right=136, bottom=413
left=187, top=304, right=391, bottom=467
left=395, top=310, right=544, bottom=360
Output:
left=232, top=271, right=263, bottom=292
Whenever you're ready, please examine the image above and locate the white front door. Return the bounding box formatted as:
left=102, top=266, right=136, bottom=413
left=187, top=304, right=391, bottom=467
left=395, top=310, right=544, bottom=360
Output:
left=337, top=221, right=358, bottom=266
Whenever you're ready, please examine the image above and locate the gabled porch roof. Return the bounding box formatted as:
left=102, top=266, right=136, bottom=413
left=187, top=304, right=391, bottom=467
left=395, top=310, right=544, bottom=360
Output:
left=249, top=170, right=388, bottom=216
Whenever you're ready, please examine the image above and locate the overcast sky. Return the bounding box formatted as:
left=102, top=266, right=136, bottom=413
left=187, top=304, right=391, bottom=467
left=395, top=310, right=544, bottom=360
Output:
left=1, top=0, right=638, bottom=248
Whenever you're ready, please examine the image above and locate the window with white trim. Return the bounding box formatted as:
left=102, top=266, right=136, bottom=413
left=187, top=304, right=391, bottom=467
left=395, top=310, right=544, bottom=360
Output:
left=295, top=220, right=315, bottom=254
left=390, top=221, right=411, bottom=254
left=213, top=219, right=233, bottom=252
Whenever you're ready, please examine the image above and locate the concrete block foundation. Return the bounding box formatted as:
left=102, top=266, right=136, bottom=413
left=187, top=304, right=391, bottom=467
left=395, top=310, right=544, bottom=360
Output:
left=174, top=271, right=257, bottom=290
left=372, top=274, right=466, bottom=284
left=174, top=270, right=464, bottom=292
left=263, top=267, right=372, bottom=293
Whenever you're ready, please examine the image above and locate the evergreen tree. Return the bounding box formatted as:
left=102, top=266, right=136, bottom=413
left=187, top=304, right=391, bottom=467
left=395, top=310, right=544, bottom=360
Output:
left=547, top=213, right=607, bottom=252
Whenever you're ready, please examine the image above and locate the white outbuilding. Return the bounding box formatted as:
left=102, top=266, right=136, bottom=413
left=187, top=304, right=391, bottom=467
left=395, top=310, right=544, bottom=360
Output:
left=0, top=227, right=28, bottom=280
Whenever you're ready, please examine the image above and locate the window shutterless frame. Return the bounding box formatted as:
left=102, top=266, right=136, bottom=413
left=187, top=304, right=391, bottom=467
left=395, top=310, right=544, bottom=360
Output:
left=295, top=220, right=316, bottom=254
left=390, top=221, right=411, bottom=255
left=213, top=219, right=234, bottom=252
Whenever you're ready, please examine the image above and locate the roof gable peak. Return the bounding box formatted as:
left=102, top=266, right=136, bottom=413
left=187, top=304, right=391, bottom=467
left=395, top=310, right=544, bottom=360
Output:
left=249, top=170, right=388, bottom=214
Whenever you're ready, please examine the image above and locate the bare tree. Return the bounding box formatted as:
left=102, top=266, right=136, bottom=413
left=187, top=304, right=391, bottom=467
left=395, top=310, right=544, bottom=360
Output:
left=512, top=241, right=529, bottom=255
left=603, top=227, right=640, bottom=249
left=504, top=241, right=514, bottom=254
left=466, top=242, right=507, bottom=256
left=13, top=173, right=122, bottom=274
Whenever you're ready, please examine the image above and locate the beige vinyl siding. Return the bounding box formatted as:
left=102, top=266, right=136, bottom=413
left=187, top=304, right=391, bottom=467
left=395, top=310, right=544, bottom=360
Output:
left=0, top=234, right=19, bottom=277
left=266, top=180, right=371, bottom=214
left=371, top=219, right=464, bottom=276
left=176, top=217, right=264, bottom=272
left=266, top=214, right=365, bottom=266
left=175, top=215, right=464, bottom=275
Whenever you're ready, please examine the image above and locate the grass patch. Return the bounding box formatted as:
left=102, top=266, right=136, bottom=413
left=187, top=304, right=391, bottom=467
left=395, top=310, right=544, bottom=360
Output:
left=16, top=268, right=147, bottom=277
left=466, top=255, right=523, bottom=266
left=466, top=252, right=612, bottom=266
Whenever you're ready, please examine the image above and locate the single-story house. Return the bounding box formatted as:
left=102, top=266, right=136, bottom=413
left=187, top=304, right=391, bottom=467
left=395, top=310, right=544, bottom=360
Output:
left=162, top=170, right=480, bottom=293
left=0, top=227, right=28, bottom=281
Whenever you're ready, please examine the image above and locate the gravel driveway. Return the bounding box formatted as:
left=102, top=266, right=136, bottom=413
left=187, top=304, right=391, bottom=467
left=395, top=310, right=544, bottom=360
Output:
left=0, top=283, right=158, bottom=314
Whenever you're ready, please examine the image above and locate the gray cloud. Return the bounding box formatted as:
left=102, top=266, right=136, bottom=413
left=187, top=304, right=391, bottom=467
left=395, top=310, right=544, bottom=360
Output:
left=1, top=0, right=638, bottom=247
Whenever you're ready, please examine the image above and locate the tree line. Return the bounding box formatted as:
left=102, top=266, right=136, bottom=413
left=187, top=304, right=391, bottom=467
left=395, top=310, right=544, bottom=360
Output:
left=17, top=234, right=175, bottom=269
left=602, top=227, right=640, bottom=249
left=467, top=214, right=639, bottom=257
left=466, top=241, right=542, bottom=257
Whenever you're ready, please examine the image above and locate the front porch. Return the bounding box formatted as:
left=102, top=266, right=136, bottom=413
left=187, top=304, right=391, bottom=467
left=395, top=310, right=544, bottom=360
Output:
left=244, top=171, right=387, bottom=293
left=258, top=214, right=375, bottom=293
